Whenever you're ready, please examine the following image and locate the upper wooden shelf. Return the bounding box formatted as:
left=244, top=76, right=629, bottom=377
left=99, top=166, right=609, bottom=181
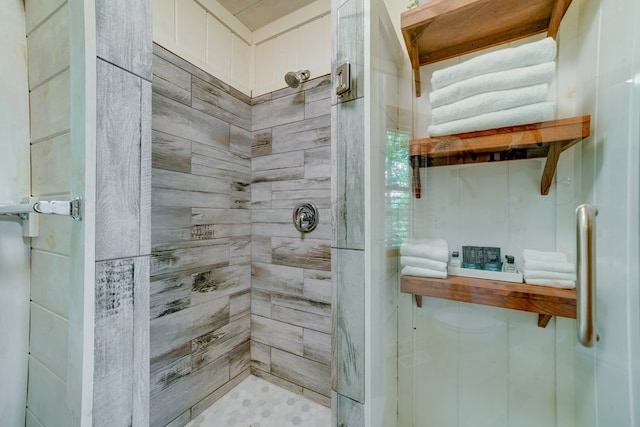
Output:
left=401, top=0, right=573, bottom=96
left=410, top=116, right=590, bottom=198
left=401, top=274, right=576, bottom=327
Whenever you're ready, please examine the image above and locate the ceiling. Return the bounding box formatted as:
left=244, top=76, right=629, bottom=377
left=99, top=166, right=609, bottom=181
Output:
left=216, top=0, right=318, bottom=31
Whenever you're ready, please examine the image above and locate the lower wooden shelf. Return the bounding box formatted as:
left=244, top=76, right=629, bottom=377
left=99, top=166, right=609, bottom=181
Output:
left=401, top=274, right=576, bottom=328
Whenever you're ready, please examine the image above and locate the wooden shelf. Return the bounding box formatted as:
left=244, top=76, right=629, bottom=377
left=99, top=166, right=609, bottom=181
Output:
left=409, top=116, right=590, bottom=198
left=401, top=274, right=576, bottom=327
left=401, top=0, right=573, bottom=96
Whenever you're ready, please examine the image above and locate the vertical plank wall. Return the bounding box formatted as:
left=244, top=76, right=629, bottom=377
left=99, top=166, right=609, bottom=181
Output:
left=149, top=45, right=252, bottom=427
left=93, top=0, right=152, bottom=426
left=25, top=2, right=74, bottom=425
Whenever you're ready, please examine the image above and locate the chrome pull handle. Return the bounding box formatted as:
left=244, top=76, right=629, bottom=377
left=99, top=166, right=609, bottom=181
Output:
left=576, top=204, right=599, bottom=347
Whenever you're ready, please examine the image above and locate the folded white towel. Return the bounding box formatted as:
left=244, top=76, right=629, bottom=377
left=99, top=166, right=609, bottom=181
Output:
left=523, top=269, right=577, bottom=281
left=522, top=249, right=568, bottom=262
left=431, top=84, right=550, bottom=125
left=428, top=102, right=556, bottom=137
left=402, top=265, right=447, bottom=279
left=524, top=278, right=575, bottom=289
left=430, top=62, right=556, bottom=108
left=522, top=259, right=575, bottom=274
left=400, top=238, right=449, bottom=263
left=401, top=256, right=448, bottom=272
left=431, top=37, right=557, bottom=90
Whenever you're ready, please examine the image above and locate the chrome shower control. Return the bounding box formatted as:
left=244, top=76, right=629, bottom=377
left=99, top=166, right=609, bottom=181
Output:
left=293, top=202, right=319, bottom=233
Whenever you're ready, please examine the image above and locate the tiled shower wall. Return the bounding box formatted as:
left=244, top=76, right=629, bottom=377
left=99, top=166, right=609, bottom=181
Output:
left=149, top=44, right=252, bottom=427
left=250, top=76, right=333, bottom=405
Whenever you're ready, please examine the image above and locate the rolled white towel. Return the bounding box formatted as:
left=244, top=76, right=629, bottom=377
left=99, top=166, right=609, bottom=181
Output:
left=522, top=249, right=568, bottom=262
left=523, top=269, right=576, bottom=281
left=402, top=265, right=447, bottom=279
left=400, top=238, right=449, bottom=263
left=522, top=259, right=575, bottom=274
left=431, top=84, right=550, bottom=125
left=524, top=278, right=575, bottom=289
left=429, top=62, right=556, bottom=108
left=431, top=37, right=557, bottom=90
left=401, top=256, right=448, bottom=272
left=428, top=102, right=556, bottom=137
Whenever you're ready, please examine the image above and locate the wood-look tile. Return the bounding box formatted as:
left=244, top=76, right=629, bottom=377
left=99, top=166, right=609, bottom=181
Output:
left=251, top=182, right=272, bottom=208
left=251, top=368, right=304, bottom=396
left=191, top=315, right=250, bottom=371
left=229, top=237, right=251, bottom=265
left=250, top=341, right=271, bottom=371
left=272, top=237, right=331, bottom=271
left=230, top=291, right=251, bottom=321
left=140, top=81, right=152, bottom=258
left=251, top=262, right=304, bottom=296
left=152, top=168, right=229, bottom=193
left=95, top=60, right=141, bottom=261
left=271, top=348, right=331, bottom=397
left=93, top=259, right=135, bottom=426
left=304, top=146, right=332, bottom=180
left=153, top=92, right=230, bottom=149
left=230, top=125, right=251, bottom=157
left=304, top=78, right=332, bottom=120
left=96, top=0, right=152, bottom=80
left=251, top=236, right=272, bottom=264
left=272, top=305, right=331, bottom=334
left=190, top=369, right=251, bottom=419
left=228, top=341, right=251, bottom=378
left=150, top=353, right=229, bottom=427
left=151, top=206, right=192, bottom=230
left=251, top=151, right=305, bottom=183
left=303, top=329, right=331, bottom=365
left=251, top=129, right=272, bottom=157
left=271, top=115, right=331, bottom=153
left=231, top=181, right=251, bottom=209
left=151, top=242, right=229, bottom=276
left=191, top=141, right=250, bottom=182
left=271, top=186, right=331, bottom=210
left=192, top=76, right=251, bottom=131
left=152, top=130, right=192, bottom=173
left=152, top=188, right=230, bottom=209
left=250, top=288, right=272, bottom=318
left=251, top=315, right=303, bottom=356
left=303, top=388, right=331, bottom=408
left=150, top=274, right=191, bottom=320
left=251, top=92, right=305, bottom=131
left=303, top=269, right=333, bottom=304
left=271, top=293, right=331, bottom=318
left=190, top=264, right=250, bottom=307
left=191, top=207, right=251, bottom=225
left=152, top=55, right=191, bottom=105
left=150, top=296, right=230, bottom=360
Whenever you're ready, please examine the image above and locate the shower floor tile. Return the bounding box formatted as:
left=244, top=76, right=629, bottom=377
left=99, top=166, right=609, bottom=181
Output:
left=185, top=375, right=331, bottom=427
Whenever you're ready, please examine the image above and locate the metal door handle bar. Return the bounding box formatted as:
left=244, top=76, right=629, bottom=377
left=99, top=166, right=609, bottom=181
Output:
left=0, top=198, right=82, bottom=220
left=576, top=204, right=599, bottom=347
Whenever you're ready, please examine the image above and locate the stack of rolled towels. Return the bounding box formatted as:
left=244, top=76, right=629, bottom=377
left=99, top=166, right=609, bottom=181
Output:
left=428, top=37, right=557, bottom=137
left=521, top=249, right=576, bottom=289
left=400, top=238, right=449, bottom=279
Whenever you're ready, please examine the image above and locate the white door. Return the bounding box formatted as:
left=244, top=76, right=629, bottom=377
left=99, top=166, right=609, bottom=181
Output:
left=0, top=1, right=31, bottom=426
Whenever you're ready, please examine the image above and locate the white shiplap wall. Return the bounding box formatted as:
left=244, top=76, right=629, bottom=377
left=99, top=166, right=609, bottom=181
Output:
left=152, top=0, right=331, bottom=97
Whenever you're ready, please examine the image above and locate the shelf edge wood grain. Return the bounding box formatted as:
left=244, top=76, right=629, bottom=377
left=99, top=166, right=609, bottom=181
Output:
left=401, top=0, right=574, bottom=96
left=401, top=274, right=576, bottom=328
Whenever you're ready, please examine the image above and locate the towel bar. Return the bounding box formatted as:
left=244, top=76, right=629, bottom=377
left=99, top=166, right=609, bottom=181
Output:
left=0, top=197, right=82, bottom=237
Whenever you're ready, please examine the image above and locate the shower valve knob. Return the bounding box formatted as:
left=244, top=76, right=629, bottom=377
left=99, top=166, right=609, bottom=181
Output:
left=293, top=202, right=319, bottom=233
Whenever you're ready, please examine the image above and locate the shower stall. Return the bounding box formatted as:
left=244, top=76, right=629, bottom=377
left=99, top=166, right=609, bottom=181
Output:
left=1, top=0, right=639, bottom=426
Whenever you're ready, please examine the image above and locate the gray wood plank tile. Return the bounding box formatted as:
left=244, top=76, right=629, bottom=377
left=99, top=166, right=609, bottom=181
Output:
left=152, top=55, right=191, bottom=105
left=303, top=329, right=331, bottom=365
left=133, top=256, right=150, bottom=426
left=150, top=352, right=229, bottom=427
left=191, top=315, right=250, bottom=371
left=163, top=410, right=191, bottom=427
left=191, top=141, right=250, bottom=182
left=251, top=182, right=272, bottom=208
left=250, top=341, right=271, bottom=371
left=152, top=131, right=192, bottom=173
left=251, top=129, right=272, bottom=157
left=336, top=392, right=365, bottom=426
left=153, top=92, right=230, bottom=149
left=304, top=77, right=332, bottom=120
left=152, top=168, right=229, bottom=193
left=190, top=369, right=250, bottom=419
left=192, top=76, right=251, bottom=131
left=251, top=368, right=305, bottom=397
left=191, top=208, right=251, bottom=225
left=251, top=151, right=305, bottom=183
left=272, top=305, right=331, bottom=334
left=150, top=274, right=191, bottom=320
left=251, top=236, right=272, bottom=263
left=271, top=348, right=331, bottom=397
left=229, top=237, right=251, bottom=265
left=303, top=269, right=333, bottom=304
left=230, top=125, right=251, bottom=157
left=271, top=114, right=330, bottom=153
left=150, top=296, right=230, bottom=360
left=151, top=242, right=229, bottom=276
left=95, top=60, right=141, bottom=261
left=96, top=0, right=152, bottom=80
left=190, top=264, right=250, bottom=307
left=303, top=388, right=331, bottom=407
left=93, top=259, right=135, bottom=427
left=251, top=262, right=304, bottom=296
left=271, top=187, right=331, bottom=210
left=305, top=146, right=332, bottom=180
left=251, top=288, right=272, bottom=318
left=230, top=291, right=251, bottom=322
left=228, top=341, right=251, bottom=378
left=152, top=188, right=230, bottom=209
left=271, top=293, right=331, bottom=318
left=251, top=315, right=303, bottom=356
left=272, top=237, right=331, bottom=271
left=140, top=80, right=152, bottom=257
left=252, top=92, right=305, bottom=131
left=231, top=181, right=251, bottom=209
left=151, top=206, right=192, bottom=230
